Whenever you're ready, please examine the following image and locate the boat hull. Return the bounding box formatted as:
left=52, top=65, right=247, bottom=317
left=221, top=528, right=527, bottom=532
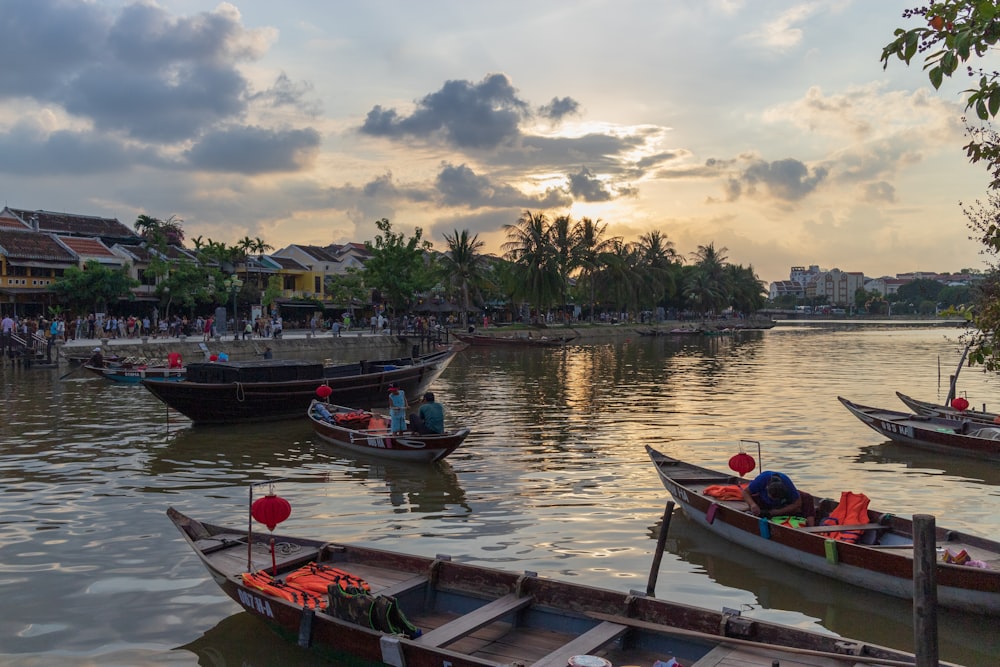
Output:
left=142, top=349, right=457, bottom=424
left=168, top=506, right=925, bottom=667
left=647, top=445, right=1000, bottom=615
left=309, top=400, right=470, bottom=462
left=840, top=396, right=1000, bottom=460
left=452, top=332, right=575, bottom=347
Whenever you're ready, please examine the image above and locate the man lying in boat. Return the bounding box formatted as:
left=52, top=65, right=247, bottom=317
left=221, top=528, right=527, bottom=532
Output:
left=741, top=472, right=816, bottom=527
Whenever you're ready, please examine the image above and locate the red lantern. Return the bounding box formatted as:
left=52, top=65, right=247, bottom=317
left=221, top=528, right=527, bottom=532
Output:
left=729, top=451, right=756, bottom=477
left=951, top=397, right=970, bottom=411
left=252, top=494, right=291, bottom=530
left=316, top=384, right=333, bottom=399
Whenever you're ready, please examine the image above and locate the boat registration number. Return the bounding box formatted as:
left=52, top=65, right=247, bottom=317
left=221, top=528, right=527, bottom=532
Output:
left=878, top=420, right=913, bottom=437
left=237, top=588, right=275, bottom=618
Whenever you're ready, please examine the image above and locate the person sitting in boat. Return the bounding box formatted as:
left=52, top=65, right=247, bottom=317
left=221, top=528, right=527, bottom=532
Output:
left=88, top=347, right=104, bottom=367
left=409, top=392, right=444, bottom=434
left=741, top=471, right=815, bottom=526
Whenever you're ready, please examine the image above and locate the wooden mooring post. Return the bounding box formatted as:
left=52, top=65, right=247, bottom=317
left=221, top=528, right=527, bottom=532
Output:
left=913, top=514, right=938, bottom=667
left=646, top=500, right=675, bottom=596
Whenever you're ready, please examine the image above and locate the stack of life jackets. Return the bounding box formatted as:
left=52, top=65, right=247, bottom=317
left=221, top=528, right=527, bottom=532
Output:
left=819, top=491, right=871, bottom=543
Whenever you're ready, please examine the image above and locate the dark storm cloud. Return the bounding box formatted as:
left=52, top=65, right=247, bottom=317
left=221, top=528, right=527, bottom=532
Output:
left=539, top=96, right=580, bottom=121
left=0, top=0, right=107, bottom=97
left=0, top=128, right=157, bottom=175
left=0, top=1, right=314, bottom=145
left=184, top=126, right=322, bottom=174
left=741, top=158, right=828, bottom=201
left=567, top=167, right=612, bottom=202
left=435, top=163, right=569, bottom=208
left=360, top=73, right=531, bottom=149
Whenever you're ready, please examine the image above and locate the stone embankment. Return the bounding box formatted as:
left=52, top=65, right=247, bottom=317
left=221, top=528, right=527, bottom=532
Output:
left=57, top=317, right=776, bottom=364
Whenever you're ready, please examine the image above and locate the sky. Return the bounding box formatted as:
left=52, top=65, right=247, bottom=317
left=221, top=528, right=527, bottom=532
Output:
left=0, top=0, right=995, bottom=285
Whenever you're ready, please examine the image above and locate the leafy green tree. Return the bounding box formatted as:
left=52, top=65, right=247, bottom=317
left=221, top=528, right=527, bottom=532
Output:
left=440, top=229, right=486, bottom=327
left=883, top=3, right=1000, bottom=367
left=725, top=264, right=767, bottom=314
left=134, top=214, right=185, bottom=246
left=362, top=218, right=435, bottom=314
left=325, top=268, right=367, bottom=317
left=549, top=214, right=579, bottom=320
left=49, top=260, right=139, bottom=314
left=896, top=278, right=945, bottom=303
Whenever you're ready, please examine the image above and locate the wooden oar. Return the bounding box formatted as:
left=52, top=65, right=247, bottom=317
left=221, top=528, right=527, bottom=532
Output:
left=585, top=611, right=918, bottom=666
left=58, top=364, right=85, bottom=381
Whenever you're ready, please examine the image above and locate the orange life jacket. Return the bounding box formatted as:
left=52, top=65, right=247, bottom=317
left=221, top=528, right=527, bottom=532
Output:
left=285, top=563, right=372, bottom=596
left=703, top=484, right=746, bottom=501
left=242, top=571, right=327, bottom=609
left=820, top=491, right=871, bottom=543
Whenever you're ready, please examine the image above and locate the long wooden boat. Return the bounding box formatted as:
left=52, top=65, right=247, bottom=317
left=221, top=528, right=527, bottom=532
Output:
left=308, top=399, right=470, bottom=462
left=452, top=332, right=575, bottom=347
left=168, top=506, right=927, bottom=667
left=896, top=391, right=1000, bottom=424
left=84, top=362, right=186, bottom=383
left=839, top=396, right=1000, bottom=460
left=646, top=445, right=1000, bottom=615
left=142, top=348, right=459, bottom=425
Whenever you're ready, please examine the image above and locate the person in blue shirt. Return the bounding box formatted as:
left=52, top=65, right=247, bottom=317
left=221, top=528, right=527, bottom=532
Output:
left=409, top=392, right=444, bottom=434
left=741, top=471, right=815, bottom=525
left=388, top=383, right=407, bottom=433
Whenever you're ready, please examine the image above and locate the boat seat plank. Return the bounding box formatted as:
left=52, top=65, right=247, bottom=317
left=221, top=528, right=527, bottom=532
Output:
left=529, top=621, right=628, bottom=667
left=798, top=523, right=889, bottom=534
left=690, top=644, right=871, bottom=666
left=416, top=593, right=533, bottom=647
left=375, top=574, right=429, bottom=598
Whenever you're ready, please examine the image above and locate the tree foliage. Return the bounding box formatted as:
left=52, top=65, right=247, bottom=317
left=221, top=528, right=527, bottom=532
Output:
left=362, top=218, right=436, bottom=313
left=49, top=260, right=139, bottom=314
left=440, top=229, right=487, bottom=327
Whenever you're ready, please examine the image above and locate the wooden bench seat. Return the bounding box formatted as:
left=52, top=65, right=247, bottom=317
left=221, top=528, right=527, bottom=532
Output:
left=416, top=593, right=533, bottom=647
left=529, top=620, right=628, bottom=667
left=798, top=523, right=889, bottom=534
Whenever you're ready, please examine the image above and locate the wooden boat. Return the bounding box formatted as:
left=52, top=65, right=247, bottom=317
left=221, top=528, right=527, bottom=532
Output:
left=168, top=506, right=927, bottom=667
left=839, top=396, right=1000, bottom=460
left=308, top=399, right=470, bottom=462
left=896, top=391, right=1000, bottom=424
left=83, top=362, right=185, bottom=383
left=142, top=348, right=459, bottom=425
left=452, top=332, right=575, bottom=347
left=646, top=445, right=1000, bottom=615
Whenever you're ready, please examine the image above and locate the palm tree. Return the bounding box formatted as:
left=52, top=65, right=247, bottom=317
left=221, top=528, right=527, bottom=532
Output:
left=574, top=217, right=619, bottom=322
left=548, top=215, right=580, bottom=324
left=250, top=237, right=274, bottom=288
left=440, top=229, right=486, bottom=328
left=595, top=238, right=640, bottom=320
left=634, top=230, right=679, bottom=316
left=686, top=244, right=730, bottom=319
left=501, top=210, right=559, bottom=322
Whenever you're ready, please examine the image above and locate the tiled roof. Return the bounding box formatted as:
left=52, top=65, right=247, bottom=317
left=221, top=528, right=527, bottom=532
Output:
left=58, top=236, right=118, bottom=259
left=270, top=255, right=310, bottom=270
left=3, top=207, right=137, bottom=239
left=0, top=230, right=77, bottom=262
left=294, top=244, right=339, bottom=263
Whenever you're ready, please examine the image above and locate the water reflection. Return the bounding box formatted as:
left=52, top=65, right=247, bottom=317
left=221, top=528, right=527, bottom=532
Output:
left=4, top=326, right=1000, bottom=666
left=856, top=441, right=1000, bottom=487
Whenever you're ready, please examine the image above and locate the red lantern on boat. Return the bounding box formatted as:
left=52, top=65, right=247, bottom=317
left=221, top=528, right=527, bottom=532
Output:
left=252, top=493, right=291, bottom=531
left=951, top=397, right=970, bottom=411
left=316, top=384, right=333, bottom=399
left=729, top=451, right=756, bottom=477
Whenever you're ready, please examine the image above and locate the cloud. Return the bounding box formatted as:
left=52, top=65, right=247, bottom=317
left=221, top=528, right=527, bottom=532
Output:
left=862, top=181, right=896, bottom=204
left=741, top=157, right=828, bottom=200
left=0, top=0, right=280, bottom=143
left=435, top=163, right=570, bottom=208
left=0, top=126, right=156, bottom=175
left=539, top=96, right=580, bottom=121
left=184, top=125, right=321, bottom=173
left=360, top=73, right=530, bottom=148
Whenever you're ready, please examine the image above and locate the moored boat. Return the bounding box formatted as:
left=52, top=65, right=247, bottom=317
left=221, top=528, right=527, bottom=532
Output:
left=646, top=444, right=1000, bottom=615
left=896, top=391, right=1000, bottom=424
left=839, top=396, right=1000, bottom=460
left=84, top=362, right=186, bottom=383
left=452, top=332, right=575, bottom=347
left=142, top=347, right=459, bottom=425
left=168, top=505, right=928, bottom=667
left=308, top=399, right=470, bottom=462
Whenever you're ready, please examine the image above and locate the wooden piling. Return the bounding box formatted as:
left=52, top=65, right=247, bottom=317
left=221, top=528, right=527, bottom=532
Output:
left=646, top=500, right=675, bottom=596
left=912, top=514, right=938, bottom=667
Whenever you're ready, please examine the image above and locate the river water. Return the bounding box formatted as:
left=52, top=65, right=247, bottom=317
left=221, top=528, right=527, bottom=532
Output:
left=1, top=323, right=998, bottom=666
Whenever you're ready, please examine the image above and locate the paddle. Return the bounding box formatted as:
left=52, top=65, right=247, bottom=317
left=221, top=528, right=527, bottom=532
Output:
left=58, top=364, right=84, bottom=381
